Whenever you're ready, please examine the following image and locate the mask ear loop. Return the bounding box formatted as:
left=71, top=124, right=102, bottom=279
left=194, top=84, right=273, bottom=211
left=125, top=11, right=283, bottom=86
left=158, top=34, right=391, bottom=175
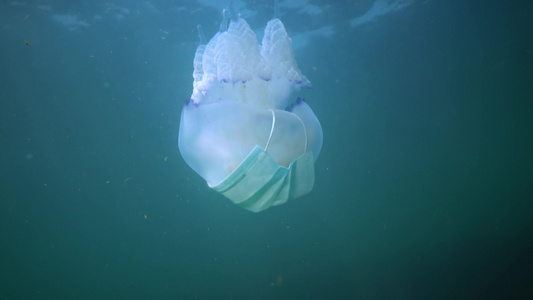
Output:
left=265, top=109, right=308, bottom=155
left=264, top=109, right=276, bottom=152
left=294, top=113, right=308, bottom=153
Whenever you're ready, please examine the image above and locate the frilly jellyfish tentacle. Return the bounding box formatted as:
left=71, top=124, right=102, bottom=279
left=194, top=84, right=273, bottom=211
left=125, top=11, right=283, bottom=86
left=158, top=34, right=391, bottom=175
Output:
left=219, top=9, right=229, bottom=32
left=273, top=0, right=280, bottom=19
left=197, top=24, right=206, bottom=45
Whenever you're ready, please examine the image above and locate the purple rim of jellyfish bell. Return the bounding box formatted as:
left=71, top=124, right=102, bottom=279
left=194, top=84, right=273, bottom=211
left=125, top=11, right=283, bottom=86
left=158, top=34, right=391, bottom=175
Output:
left=286, top=97, right=305, bottom=111
left=185, top=99, right=200, bottom=107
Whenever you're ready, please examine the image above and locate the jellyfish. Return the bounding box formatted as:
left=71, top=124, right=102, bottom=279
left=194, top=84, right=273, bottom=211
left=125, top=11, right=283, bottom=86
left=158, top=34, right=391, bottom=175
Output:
left=178, top=1, right=323, bottom=212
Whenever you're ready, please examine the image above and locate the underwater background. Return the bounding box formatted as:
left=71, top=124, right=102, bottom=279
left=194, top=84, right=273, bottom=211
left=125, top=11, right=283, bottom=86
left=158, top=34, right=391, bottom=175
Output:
left=1, top=0, right=532, bottom=299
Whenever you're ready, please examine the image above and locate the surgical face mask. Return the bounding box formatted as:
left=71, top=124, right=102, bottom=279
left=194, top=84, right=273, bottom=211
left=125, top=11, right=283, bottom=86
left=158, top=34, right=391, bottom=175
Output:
left=210, top=109, right=315, bottom=212
left=211, top=145, right=315, bottom=212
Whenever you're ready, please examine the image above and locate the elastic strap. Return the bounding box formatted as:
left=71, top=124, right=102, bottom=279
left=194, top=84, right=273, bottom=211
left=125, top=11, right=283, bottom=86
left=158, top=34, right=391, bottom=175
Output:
left=294, top=113, right=308, bottom=153
left=265, top=109, right=308, bottom=154
left=264, top=109, right=276, bottom=152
